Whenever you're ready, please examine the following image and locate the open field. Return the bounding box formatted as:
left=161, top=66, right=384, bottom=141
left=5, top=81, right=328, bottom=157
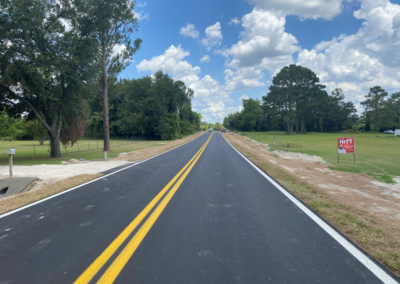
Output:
left=240, top=131, right=400, bottom=183
left=0, top=139, right=171, bottom=165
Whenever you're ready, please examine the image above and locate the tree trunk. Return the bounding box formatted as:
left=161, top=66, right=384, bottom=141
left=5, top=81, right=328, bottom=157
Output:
left=102, top=57, right=111, bottom=152
left=296, top=117, right=299, bottom=134
left=321, top=116, right=324, bottom=132
left=49, top=131, right=61, bottom=158
left=286, top=116, right=289, bottom=133
left=301, top=119, right=305, bottom=134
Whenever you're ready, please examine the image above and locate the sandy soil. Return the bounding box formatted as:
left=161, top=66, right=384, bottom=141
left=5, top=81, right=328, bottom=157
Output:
left=225, top=133, right=400, bottom=232
left=0, top=132, right=205, bottom=193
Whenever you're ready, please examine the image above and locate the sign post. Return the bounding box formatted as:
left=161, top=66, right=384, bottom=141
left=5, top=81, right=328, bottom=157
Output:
left=337, top=137, right=355, bottom=163
left=7, top=148, right=15, bottom=177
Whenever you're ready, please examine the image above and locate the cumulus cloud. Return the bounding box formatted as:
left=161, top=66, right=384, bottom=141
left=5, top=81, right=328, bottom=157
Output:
left=201, top=22, right=223, bottom=50
left=200, top=55, right=210, bottom=63
left=136, top=45, right=231, bottom=122
left=180, top=24, right=200, bottom=38
left=297, top=0, right=400, bottom=106
left=239, top=94, right=249, bottom=101
left=219, top=8, right=300, bottom=92
left=248, top=0, right=344, bottom=20
left=229, top=17, right=241, bottom=26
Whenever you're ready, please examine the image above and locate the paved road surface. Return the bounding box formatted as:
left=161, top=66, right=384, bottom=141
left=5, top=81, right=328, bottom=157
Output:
left=0, top=132, right=397, bottom=283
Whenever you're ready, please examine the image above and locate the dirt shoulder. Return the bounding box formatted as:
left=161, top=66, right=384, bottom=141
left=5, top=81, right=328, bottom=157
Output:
left=0, top=132, right=206, bottom=215
left=113, top=131, right=206, bottom=162
left=223, top=132, right=400, bottom=277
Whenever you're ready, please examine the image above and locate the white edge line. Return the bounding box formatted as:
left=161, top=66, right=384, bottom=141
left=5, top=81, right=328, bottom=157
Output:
left=221, top=132, right=397, bottom=284
left=0, top=132, right=208, bottom=219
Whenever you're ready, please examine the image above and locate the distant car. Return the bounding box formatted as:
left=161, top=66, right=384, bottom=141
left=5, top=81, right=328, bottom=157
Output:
left=384, top=130, right=395, bottom=134
left=208, top=128, right=213, bottom=132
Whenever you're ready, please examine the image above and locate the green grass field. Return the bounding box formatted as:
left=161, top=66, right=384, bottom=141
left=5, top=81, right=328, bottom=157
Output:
left=0, top=139, right=171, bottom=165
left=240, top=131, right=400, bottom=183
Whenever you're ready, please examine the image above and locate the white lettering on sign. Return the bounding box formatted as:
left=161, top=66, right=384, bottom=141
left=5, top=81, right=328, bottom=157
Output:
left=340, top=139, right=353, bottom=144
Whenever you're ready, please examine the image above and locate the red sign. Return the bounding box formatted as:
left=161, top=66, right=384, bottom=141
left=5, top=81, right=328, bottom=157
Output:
left=337, top=137, right=355, bottom=154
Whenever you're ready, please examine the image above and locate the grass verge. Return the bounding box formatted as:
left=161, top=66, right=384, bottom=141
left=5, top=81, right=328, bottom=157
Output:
left=241, top=131, right=400, bottom=184
left=226, top=135, right=400, bottom=277
left=0, top=174, right=102, bottom=215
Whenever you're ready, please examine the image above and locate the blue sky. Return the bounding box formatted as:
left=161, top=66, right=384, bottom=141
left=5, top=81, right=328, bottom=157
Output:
left=119, top=0, right=400, bottom=123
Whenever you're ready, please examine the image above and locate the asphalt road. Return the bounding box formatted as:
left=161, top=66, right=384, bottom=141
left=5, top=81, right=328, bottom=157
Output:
left=0, top=132, right=397, bottom=284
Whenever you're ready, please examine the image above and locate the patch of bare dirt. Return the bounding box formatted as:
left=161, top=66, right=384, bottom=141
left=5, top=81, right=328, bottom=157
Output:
left=224, top=133, right=400, bottom=230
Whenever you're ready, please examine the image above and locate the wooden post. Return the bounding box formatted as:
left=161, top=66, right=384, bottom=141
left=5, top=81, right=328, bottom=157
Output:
left=337, top=152, right=339, bottom=163
left=88, top=142, right=89, bottom=150
left=274, top=137, right=276, bottom=146
left=97, top=141, right=98, bottom=149
left=34, top=145, right=35, bottom=158
left=78, top=143, right=79, bottom=152
left=354, top=153, right=355, bottom=163
left=9, top=154, right=12, bottom=178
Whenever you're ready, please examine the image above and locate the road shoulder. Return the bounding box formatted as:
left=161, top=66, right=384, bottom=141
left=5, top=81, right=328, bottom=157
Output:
left=223, top=132, right=400, bottom=279
left=0, top=132, right=206, bottom=216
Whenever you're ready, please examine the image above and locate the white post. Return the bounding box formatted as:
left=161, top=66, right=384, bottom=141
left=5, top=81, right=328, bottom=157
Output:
left=7, top=147, right=15, bottom=178
left=9, top=154, right=12, bottom=178
left=103, top=151, right=107, bottom=160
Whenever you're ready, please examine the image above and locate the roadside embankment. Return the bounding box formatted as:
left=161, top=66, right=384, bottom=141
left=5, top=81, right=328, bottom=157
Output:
left=223, top=132, right=400, bottom=277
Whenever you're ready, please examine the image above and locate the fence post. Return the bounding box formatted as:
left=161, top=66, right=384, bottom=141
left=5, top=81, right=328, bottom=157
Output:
left=88, top=142, right=89, bottom=150
left=34, top=145, right=35, bottom=158
left=78, top=143, right=79, bottom=152
left=97, top=141, right=98, bottom=149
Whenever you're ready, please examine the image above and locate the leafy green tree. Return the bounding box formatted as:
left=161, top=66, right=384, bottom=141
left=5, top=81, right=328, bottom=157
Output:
left=80, top=0, right=142, bottom=151
left=0, top=0, right=97, bottom=157
left=240, top=98, right=262, bottom=131
left=24, top=119, right=48, bottom=145
left=361, top=86, right=388, bottom=132
left=264, top=64, right=327, bottom=133
left=156, top=119, right=172, bottom=140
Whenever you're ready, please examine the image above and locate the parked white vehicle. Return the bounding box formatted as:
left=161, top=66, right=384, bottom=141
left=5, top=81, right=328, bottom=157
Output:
left=395, top=129, right=400, bottom=137
left=384, top=130, right=395, bottom=134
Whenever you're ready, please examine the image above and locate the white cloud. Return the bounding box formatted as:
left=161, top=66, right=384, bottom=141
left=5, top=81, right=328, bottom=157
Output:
left=136, top=45, right=231, bottom=122
left=297, top=0, right=400, bottom=106
left=219, top=8, right=300, bottom=93
left=111, top=44, right=130, bottom=59
left=134, top=10, right=149, bottom=21
left=137, top=45, right=200, bottom=85
left=229, top=17, right=241, bottom=26
left=239, top=94, right=249, bottom=101
left=180, top=24, right=200, bottom=38
left=200, top=55, right=210, bottom=63
left=201, top=22, right=223, bottom=50
left=248, top=0, right=344, bottom=20
left=136, top=1, right=147, bottom=8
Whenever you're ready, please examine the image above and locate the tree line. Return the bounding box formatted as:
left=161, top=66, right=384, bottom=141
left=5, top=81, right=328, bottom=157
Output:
left=0, top=69, right=201, bottom=141
left=223, top=65, right=400, bottom=133
left=0, top=0, right=200, bottom=158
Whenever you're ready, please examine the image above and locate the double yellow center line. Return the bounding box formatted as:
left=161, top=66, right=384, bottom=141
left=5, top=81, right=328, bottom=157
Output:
left=74, top=133, right=213, bottom=284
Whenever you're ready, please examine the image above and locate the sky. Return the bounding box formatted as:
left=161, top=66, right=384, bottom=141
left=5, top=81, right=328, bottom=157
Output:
left=119, top=0, right=400, bottom=123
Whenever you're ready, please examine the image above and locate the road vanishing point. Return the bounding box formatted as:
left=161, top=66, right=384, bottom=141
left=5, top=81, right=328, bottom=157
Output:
left=0, top=132, right=398, bottom=284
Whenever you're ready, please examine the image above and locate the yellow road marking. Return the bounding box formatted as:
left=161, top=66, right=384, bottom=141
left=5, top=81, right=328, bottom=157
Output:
left=74, top=133, right=213, bottom=284
left=97, top=133, right=212, bottom=284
